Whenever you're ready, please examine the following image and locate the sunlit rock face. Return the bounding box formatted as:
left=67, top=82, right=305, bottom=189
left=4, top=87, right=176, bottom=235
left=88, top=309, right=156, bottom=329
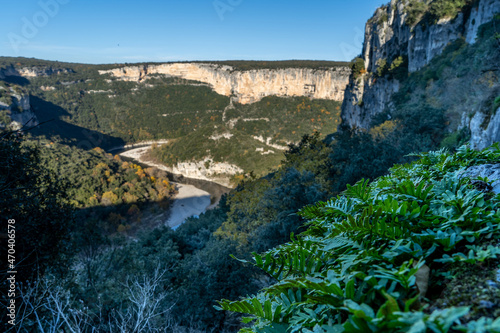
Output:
left=360, top=0, right=499, bottom=75
left=0, top=86, right=38, bottom=130
left=99, top=63, right=351, bottom=104
left=469, top=107, right=500, bottom=150
left=0, top=65, right=74, bottom=78
left=341, top=0, right=500, bottom=148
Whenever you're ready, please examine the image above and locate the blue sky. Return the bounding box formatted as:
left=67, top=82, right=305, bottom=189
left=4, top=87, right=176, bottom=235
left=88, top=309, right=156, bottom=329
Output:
left=1, top=0, right=386, bottom=64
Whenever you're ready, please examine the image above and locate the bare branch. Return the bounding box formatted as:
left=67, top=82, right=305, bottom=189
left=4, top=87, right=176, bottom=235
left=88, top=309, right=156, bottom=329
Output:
left=1, top=117, right=54, bottom=139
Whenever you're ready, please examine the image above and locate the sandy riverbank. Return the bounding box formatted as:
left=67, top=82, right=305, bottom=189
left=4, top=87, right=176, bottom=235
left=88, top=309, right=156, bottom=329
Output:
left=119, top=146, right=211, bottom=229
left=166, top=183, right=211, bottom=229
left=119, top=145, right=236, bottom=187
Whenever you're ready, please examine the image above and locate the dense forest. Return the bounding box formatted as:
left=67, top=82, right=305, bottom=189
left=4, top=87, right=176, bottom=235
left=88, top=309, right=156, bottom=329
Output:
left=2, top=114, right=499, bottom=332
left=150, top=96, right=341, bottom=176
left=1, top=3, right=500, bottom=332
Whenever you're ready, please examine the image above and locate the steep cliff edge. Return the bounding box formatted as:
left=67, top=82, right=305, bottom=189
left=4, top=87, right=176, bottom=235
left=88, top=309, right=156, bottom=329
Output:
left=99, top=63, right=351, bottom=104
left=0, top=83, right=38, bottom=130
left=0, top=64, right=75, bottom=78
left=341, top=0, right=500, bottom=149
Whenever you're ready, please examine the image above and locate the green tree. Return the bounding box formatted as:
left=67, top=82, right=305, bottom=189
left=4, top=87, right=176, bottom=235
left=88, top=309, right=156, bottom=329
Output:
left=350, top=57, right=366, bottom=79
left=0, top=135, right=74, bottom=283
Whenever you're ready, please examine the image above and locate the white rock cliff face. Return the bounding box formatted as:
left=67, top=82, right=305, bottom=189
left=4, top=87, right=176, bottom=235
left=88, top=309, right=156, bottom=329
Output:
left=120, top=146, right=241, bottom=187
left=469, top=108, right=500, bottom=150
left=166, top=159, right=243, bottom=188
left=408, top=15, right=463, bottom=72
left=466, top=0, right=500, bottom=43
left=0, top=87, right=38, bottom=130
left=341, top=76, right=400, bottom=129
left=99, top=63, right=351, bottom=104
left=0, top=65, right=74, bottom=78
left=363, top=0, right=500, bottom=74
left=342, top=0, right=500, bottom=131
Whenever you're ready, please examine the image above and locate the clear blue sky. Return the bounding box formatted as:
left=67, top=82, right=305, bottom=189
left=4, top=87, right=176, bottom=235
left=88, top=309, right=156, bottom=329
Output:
left=1, top=0, right=386, bottom=64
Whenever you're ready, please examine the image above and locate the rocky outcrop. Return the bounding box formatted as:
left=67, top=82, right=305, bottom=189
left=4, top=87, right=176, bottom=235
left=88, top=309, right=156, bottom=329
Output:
left=0, top=65, right=74, bottom=78
left=99, top=63, right=351, bottom=104
left=408, top=15, right=464, bottom=72
left=468, top=108, right=500, bottom=150
left=165, top=159, right=243, bottom=188
left=466, top=0, right=500, bottom=43
left=0, top=85, right=38, bottom=130
left=341, top=0, right=500, bottom=130
left=119, top=145, right=242, bottom=187
left=341, top=76, right=400, bottom=129
left=461, top=163, right=500, bottom=194
left=363, top=0, right=500, bottom=74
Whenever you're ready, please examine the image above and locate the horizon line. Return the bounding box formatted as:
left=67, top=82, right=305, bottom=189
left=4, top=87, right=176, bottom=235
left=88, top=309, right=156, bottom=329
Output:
left=0, top=55, right=352, bottom=66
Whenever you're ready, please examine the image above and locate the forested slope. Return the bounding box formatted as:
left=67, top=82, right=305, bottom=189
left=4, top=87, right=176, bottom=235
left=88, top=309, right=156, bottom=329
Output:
left=1, top=1, right=500, bottom=332
left=0, top=58, right=343, bottom=180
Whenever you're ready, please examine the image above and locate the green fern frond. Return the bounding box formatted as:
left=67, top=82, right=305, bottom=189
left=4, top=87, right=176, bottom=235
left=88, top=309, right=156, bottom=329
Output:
left=217, top=297, right=284, bottom=322
left=393, top=180, right=433, bottom=203
left=300, top=201, right=328, bottom=220
left=344, top=179, right=372, bottom=202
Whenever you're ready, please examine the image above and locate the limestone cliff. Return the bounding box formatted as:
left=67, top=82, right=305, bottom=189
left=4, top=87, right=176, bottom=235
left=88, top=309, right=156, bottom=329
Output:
left=341, top=0, right=500, bottom=138
left=120, top=145, right=242, bottom=187
left=163, top=159, right=243, bottom=188
left=0, top=65, right=74, bottom=79
left=468, top=107, right=500, bottom=150
left=0, top=84, right=38, bottom=130
left=99, top=63, right=351, bottom=104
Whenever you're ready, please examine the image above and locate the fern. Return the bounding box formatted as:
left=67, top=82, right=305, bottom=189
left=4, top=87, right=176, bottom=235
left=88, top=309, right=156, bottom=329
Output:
left=219, top=145, right=500, bottom=332
left=344, top=179, right=371, bottom=202
left=393, top=180, right=434, bottom=202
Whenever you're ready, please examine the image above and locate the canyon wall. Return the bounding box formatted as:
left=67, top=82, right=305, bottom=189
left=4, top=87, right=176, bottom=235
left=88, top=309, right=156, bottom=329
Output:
left=361, top=0, right=499, bottom=76
left=0, top=85, right=38, bottom=130
left=99, top=63, right=351, bottom=104
left=468, top=107, right=500, bottom=150
left=341, top=0, right=500, bottom=142
left=0, top=65, right=74, bottom=78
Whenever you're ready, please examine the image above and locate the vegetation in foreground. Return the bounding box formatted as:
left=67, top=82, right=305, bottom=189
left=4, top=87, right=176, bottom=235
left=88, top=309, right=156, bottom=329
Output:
left=219, top=145, right=500, bottom=332
left=3, top=130, right=499, bottom=332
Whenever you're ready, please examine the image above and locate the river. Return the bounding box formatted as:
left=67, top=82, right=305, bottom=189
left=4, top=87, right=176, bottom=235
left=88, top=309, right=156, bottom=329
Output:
left=115, top=145, right=231, bottom=229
